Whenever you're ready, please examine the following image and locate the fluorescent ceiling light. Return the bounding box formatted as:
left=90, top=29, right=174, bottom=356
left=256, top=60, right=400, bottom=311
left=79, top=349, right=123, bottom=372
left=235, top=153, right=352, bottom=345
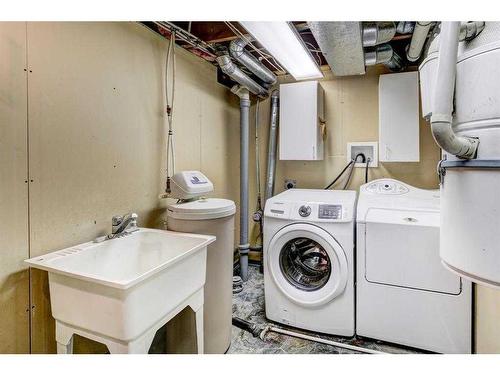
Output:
left=240, top=22, right=323, bottom=81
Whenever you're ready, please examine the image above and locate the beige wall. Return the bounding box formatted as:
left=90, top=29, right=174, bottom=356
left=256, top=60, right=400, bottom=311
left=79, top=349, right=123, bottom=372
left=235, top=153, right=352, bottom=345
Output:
left=275, top=66, right=440, bottom=193
left=0, top=21, right=239, bottom=353
left=0, top=22, right=30, bottom=354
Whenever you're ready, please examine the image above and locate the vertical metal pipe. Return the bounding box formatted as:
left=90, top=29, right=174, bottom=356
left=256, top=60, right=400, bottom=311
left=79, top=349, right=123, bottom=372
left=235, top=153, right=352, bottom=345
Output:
left=239, top=90, right=251, bottom=281
left=265, top=90, right=279, bottom=203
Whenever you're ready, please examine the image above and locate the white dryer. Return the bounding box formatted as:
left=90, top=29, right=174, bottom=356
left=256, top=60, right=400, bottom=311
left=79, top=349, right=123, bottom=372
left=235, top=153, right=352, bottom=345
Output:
left=356, top=178, right=472, bottom=353
left=264, top=189, right=356, bottom=336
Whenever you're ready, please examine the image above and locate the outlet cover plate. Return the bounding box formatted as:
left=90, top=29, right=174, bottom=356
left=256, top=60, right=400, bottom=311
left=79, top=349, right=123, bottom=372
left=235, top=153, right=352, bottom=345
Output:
left=347, top=142, right=378, bottom=168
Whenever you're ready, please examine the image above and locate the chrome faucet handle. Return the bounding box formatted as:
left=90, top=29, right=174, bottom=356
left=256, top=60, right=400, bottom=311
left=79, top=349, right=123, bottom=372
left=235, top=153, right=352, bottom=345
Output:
left=112, top=215, right=123, bottom=226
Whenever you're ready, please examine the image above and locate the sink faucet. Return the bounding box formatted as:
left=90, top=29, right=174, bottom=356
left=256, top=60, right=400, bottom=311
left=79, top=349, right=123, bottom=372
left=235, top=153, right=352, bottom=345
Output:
left=108, top=213, right=139, bottom=239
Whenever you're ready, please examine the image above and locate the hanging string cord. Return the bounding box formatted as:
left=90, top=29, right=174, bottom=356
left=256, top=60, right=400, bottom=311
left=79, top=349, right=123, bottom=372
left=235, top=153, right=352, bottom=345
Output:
left=165, top=31, right=176, bottom=192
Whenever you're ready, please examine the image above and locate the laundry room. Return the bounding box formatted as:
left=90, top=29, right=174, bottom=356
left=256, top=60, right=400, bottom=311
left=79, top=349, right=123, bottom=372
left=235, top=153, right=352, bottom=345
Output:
left=2, top=1, right=500, bottom=374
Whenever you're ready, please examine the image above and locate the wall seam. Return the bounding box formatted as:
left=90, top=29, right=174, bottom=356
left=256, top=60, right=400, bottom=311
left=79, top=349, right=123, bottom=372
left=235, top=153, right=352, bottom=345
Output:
left=24, top=21, right=33, bottom=354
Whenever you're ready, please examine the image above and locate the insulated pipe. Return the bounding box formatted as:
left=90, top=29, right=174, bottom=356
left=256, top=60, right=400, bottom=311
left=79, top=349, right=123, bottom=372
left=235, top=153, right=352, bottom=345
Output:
left=396, top=21, right=415, bottom=34
left=430, top=21, right=479, bottom=159
left=406, top=21, right=433, bottom=62
left=264, top=90, right=279, bottom=203
left=364, top=44, right=393, bottom=66
left=216, top=55, right=268, bottom=97
left=362, top=22, right=396, bottom=47
left=229, top=39, right=277, bottom=85
left=236, top=88, right=251, bottom=281
left=384, top=49, right=404, bottom=71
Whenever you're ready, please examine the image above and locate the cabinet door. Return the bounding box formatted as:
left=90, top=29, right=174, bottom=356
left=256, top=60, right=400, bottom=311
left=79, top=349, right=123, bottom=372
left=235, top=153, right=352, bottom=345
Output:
left=379, top=72, right=419, bottom=162
left=279, top=81, right=324, bottom=160
left=0, top=22, right=30, bottom=353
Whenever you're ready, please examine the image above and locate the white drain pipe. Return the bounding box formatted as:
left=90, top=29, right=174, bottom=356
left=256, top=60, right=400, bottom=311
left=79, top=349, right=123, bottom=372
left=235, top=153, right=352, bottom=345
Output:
left=430, top=21, right=479, bottom=159
left=261, top=326, right=386, bottom=354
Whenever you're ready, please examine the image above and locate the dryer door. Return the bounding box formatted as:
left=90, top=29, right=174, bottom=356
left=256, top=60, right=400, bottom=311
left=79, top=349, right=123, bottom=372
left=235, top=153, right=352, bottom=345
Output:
left=267, top=223, right=348, bottom=307
left=364, top=208, right=462, bottom=294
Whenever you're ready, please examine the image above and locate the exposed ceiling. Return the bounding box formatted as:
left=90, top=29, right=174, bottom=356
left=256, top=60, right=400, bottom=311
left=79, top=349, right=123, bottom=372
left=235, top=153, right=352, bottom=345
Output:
left=141, top=21, right=424, bottom=91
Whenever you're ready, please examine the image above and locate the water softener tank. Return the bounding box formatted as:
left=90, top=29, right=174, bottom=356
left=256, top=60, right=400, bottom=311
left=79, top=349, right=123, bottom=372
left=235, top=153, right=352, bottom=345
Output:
left=420, top=22, right=500, bottom=288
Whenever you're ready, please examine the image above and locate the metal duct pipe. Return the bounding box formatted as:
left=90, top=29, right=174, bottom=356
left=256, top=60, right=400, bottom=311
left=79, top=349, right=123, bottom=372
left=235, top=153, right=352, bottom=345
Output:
left=232, top=87, right=251, bottom=281
left=406, top=21, right=433, bottom=62
left=384, top=49, right=404, bottom=71
left=430, top=21, right=479, bottom=159
left=264, top=90, right=279, bottom=203
left=362, top=22, right=396, bottom=47
left=364, top=44, right=393, bottom=66
left=396, top=21, right=415, bottom=34
left=229, top=39, right=277, bottom=85
left=216, top=54, right=268, bottom=97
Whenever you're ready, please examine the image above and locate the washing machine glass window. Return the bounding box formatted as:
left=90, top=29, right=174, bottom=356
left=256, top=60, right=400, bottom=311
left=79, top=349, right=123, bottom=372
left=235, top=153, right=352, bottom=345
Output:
left=279, top=237, right=331, bottom=291
left=267, top=223, right=348, bottom=307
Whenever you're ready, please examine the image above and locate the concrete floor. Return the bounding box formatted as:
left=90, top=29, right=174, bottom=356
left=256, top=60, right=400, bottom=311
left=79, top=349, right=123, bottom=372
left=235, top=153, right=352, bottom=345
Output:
left=228, top=265, right=421, bottom=354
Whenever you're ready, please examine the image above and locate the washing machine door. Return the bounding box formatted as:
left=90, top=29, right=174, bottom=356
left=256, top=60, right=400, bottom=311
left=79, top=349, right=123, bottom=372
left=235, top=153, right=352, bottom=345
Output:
left=267, top=223, right=348, bottom=307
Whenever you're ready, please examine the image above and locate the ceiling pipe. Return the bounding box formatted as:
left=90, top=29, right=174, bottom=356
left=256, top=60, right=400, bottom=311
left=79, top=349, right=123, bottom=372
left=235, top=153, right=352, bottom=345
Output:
left=229, top=38, right=277, bottom=85
left=364, top=44, right=393, bottom=66
left=406, top=21, right=433, bottom=62
left=362, top=22, right=396, bottom=47
left=459, top=21, right=485, bottom=41
left=396, top=21, right=415, bottom=34
left=384, top=49, right=404, bottom=71
left=430, top=21, right=479, bottom=159
left=216, top=54, right=268, bottom=97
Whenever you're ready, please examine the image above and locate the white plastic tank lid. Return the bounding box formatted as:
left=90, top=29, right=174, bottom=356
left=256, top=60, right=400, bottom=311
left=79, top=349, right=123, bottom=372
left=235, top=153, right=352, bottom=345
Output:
left=167, top=198, right=236, bottom=220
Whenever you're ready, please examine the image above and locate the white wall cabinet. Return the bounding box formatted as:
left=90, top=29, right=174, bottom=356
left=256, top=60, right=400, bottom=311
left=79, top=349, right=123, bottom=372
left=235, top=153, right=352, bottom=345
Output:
left=279, top=81, right=325, bottom=160
left=379, top=72, right=420, bottom=162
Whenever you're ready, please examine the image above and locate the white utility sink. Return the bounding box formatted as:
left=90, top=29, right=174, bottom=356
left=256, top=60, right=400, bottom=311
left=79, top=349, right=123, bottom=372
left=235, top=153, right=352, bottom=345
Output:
left=25, top=228, right=215, bottom=354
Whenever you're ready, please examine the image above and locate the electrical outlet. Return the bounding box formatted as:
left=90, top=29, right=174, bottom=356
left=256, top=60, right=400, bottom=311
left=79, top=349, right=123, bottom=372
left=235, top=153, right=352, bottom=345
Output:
left=347, top=142, right=378, bottom=167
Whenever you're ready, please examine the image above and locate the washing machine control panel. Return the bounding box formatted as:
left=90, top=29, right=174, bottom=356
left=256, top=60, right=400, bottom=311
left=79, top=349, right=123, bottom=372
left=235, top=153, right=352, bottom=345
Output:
left=318, top=204, right=343, bottom=219
left=265, top=200, right=353, bottom=222
left=366, top=180, right=409, bottom=195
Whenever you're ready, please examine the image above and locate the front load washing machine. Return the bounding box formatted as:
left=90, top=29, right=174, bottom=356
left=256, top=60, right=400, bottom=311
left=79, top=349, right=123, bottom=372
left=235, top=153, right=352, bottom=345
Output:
left=356, top=178, right=472, bottom=353
left=263, top=189, right=356, bottom=336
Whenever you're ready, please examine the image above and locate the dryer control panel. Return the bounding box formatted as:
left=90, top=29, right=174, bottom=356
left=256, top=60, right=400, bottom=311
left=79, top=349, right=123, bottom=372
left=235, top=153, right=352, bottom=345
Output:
left=365, top=180, right=409, bottom=195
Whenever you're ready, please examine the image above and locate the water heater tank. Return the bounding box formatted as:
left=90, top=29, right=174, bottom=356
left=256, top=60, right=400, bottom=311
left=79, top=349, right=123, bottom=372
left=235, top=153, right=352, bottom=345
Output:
left=419, top=22, right=500, bottom=288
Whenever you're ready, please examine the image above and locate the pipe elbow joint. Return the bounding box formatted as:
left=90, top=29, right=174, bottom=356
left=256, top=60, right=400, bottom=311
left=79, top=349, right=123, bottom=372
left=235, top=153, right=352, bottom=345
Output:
left=430, top=119, right=479, bottom=159
left=229, top=38, right=246, bottom=58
